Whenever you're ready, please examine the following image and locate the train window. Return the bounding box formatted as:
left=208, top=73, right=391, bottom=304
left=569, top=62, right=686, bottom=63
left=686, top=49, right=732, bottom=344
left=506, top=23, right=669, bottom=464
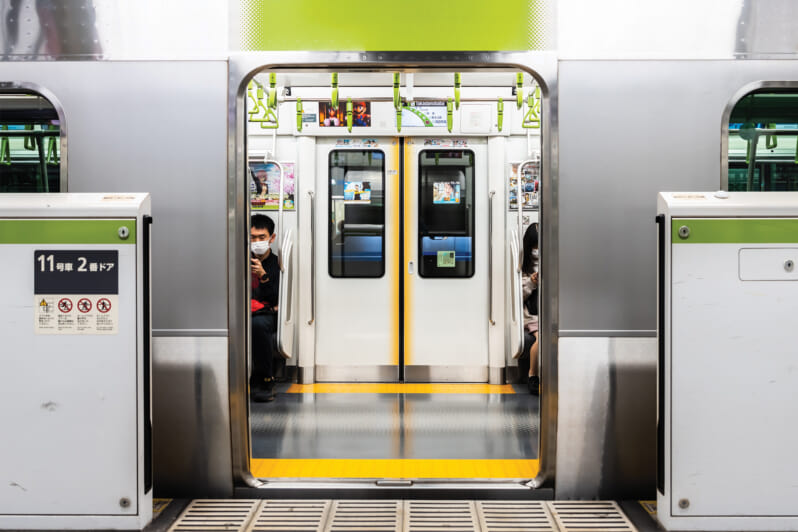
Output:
left=328, top=149, right=386, bottom=278
left=727, top=90, right=798, bottom=191
left=417, top=149, right=475, bottom=278
left=0, top=92, right=62, bottom=193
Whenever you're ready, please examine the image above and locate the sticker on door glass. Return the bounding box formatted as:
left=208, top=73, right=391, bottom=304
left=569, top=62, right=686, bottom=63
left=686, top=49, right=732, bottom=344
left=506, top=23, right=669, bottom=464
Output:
left=437, top=250, right=456, bottom=268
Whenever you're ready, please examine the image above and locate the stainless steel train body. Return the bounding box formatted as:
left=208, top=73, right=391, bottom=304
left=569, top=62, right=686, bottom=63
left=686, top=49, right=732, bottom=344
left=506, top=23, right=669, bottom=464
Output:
left=1, top=0, right=797, bottom=501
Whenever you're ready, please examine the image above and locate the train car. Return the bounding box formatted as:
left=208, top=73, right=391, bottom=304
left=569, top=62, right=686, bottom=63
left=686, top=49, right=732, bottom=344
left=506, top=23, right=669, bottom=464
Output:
left=1, top=0, right=798, bottom=528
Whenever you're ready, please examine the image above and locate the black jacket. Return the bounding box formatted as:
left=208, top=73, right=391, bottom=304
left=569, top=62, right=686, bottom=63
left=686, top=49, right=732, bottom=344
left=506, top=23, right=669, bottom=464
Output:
left=252, top=251, right=280, bottom=312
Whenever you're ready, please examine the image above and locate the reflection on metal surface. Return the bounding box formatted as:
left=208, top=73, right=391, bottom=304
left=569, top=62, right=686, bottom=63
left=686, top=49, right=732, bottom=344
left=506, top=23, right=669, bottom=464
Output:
left=0, top=0, right=227, bottom=60
left=735, top=0, right=798, bottom=57
left=1, top=0, right=101, bottom=58
left=152, top=337, right=233, bottom=497
left=555, top=337, right=656, bottom=499
left=315, top=365, right=398, bottom=383
left=404, top=365, right=489, bottom=383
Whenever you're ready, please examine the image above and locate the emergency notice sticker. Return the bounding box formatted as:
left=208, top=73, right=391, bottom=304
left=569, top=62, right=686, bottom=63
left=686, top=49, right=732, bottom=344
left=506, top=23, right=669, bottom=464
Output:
left=33, top=251, right=119, bottom=335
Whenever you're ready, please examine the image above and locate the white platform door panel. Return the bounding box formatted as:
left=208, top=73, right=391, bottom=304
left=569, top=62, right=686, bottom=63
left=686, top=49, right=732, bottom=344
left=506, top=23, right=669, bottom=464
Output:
left=671, top=237, right=798, bottom=516
left=403, top=138, right=489, bottom=382
left=314, top=139, right=400, bottom=382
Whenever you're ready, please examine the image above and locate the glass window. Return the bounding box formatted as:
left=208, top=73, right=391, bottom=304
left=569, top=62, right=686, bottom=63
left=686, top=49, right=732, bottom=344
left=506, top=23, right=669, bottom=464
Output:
left=727, top=90, right=798, bottom=191
left=0, top=93, right=61, bottom=193
left=418, top=149, right=475, bottom=278
left=328, top=150, right=385, bottom=278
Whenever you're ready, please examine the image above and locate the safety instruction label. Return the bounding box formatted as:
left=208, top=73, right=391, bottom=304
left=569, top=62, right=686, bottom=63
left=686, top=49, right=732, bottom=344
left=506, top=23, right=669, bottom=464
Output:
left=34, top=294, right=118, bottom=335
left=33, top=250, right=120, bottom=335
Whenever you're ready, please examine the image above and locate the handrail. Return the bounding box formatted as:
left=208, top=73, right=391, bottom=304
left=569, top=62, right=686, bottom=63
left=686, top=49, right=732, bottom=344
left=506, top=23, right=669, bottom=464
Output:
left=509, top=231, right=518, bottom=323
left=488, top=190, right=495, bottom=326
left=276, top=229, right=293, bottom=360
left=307, top=190, right=316, bottom=325
left=509, top=231, right=523, bottom=359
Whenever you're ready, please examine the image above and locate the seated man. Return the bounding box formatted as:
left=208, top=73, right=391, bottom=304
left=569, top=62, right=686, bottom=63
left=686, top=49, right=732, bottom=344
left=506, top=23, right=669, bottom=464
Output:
left=250, top=214, right=280, bottom=402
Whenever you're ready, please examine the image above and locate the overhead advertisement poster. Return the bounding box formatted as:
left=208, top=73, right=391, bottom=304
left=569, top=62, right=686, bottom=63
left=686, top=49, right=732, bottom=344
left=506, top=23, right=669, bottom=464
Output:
left=401, top=101, right=448, bottom=127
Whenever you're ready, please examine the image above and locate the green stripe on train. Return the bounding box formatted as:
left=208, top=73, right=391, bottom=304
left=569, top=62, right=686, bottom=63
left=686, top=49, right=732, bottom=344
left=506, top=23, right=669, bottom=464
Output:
left=672, top=219, right=798, bottom=244
left=0, top=219, right=136, bottom=244
left=238, top=0, right=545, bottom=51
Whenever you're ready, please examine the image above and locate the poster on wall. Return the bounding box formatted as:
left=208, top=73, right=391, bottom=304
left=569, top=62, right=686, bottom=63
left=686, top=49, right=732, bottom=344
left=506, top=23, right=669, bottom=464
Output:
left=319, top=101, right=371, bottom=127
left=249, top=160, right=296, bottom=210
left=508, top=160, right=540, bottom=210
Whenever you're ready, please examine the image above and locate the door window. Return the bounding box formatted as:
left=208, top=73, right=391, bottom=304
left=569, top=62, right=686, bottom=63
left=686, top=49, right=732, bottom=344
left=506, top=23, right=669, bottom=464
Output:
left=727, top=90, right=798, bottom=191
left=328, top=150, right=386, bottom=278
left=0, top=92, right=62, bottom=193
left=417, top=149, right=475, bottom=278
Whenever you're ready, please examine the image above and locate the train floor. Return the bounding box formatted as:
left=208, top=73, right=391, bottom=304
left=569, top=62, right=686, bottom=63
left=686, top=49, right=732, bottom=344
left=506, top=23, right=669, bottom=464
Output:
left=249, top=382, right=540, bottom=481
left=147, top=498, right=665, bottom=532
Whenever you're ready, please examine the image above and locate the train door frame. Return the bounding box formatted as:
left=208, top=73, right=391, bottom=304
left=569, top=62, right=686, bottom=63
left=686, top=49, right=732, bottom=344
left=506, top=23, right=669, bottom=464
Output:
left=227, top=52, right=559, bottom=493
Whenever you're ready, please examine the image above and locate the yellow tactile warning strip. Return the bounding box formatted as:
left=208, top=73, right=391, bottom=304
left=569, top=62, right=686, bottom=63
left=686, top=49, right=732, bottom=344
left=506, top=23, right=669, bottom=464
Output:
left=285, top=383, right=517, bottom=394
left=250, top=458, right=539, bottom=479
left=152, top=498, right=172, bottom=517
left=639, top=500, right=657, bottom=516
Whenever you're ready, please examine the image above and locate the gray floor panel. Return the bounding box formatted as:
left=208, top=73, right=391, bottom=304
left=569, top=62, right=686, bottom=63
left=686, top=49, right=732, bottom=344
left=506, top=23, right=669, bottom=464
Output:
left=250, top=388, right=539, bottom=460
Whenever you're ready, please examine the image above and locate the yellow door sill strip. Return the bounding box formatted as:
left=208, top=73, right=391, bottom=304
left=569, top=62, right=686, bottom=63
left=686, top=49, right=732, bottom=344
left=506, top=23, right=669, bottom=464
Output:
left=251, top=459, right=539, bottom=479
left=285, top=383, right=516, bottom=394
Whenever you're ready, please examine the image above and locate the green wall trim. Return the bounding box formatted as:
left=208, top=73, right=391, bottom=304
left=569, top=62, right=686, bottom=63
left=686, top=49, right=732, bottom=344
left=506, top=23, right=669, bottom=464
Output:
left=0, top=219, right=136, bottom=244
left=672, top=218, right=798, bottom=244
left=238, top=0, right=548, bottom=51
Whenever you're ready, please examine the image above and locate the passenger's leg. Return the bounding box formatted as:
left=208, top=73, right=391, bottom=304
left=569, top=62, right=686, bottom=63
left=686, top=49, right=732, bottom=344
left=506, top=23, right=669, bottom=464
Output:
left=527, top=332, right=539, bottom=395
left=251, top=313, right=277, bottom=401
left=528, top=332, right=538, bottom=377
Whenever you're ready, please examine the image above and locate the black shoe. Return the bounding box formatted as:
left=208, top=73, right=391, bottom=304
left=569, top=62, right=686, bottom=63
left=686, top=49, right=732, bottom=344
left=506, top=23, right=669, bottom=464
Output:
left=527, top=376, right=540, bottom=396
left=251, top=379, right=276, bottom=402
left=251, top=385, right=275, bottom=402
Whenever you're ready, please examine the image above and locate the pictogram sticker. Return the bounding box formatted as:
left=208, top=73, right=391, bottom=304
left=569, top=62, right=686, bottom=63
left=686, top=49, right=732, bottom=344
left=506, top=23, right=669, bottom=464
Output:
left=97, top=298, right=112, bottom=313
left=58, top=298, right=73, bottom=313
left=77, top=298, right=92, bottom=313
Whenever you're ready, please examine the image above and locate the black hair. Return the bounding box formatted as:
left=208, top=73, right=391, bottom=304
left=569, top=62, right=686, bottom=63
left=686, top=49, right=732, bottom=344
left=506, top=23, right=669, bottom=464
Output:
left=251, top=213, right=275, bottom=235
left=521, top=223, right=539, bottom=275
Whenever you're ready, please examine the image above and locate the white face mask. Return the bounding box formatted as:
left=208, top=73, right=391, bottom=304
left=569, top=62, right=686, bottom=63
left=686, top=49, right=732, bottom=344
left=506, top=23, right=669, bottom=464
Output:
left=251, top=241, right=270, bottom=256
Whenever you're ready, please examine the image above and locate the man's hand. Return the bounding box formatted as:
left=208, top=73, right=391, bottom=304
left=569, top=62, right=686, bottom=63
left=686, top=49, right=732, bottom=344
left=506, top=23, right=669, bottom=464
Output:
left=251, top=257, right=266, bottom=279
left=531, top=271, right=539, bottom=285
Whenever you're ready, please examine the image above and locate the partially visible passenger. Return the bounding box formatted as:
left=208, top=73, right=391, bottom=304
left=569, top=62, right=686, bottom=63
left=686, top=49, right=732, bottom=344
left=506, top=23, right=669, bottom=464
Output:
left=516, top=223, right=540, bottom=395
left=250, top=214, right=280, bottom=402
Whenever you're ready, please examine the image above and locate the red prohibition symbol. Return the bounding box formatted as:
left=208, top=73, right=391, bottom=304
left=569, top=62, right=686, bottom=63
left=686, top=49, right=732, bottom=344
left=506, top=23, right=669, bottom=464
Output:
left=77, top=298, right=92, bottom=313
left=97, top=298, right=112, bottom=313
left=58, top=298, right=72, bottom=313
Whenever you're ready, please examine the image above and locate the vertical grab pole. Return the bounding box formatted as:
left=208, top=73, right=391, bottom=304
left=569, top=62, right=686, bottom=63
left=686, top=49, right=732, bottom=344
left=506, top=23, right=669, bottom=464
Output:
left=307, top=190, right=315, bottom=325
left=488, top=191, right=495, bottom=326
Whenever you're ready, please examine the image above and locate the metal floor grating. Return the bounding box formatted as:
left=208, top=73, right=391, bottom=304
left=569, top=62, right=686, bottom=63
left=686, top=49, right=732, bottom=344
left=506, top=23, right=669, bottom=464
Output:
left=168, top=500, right=637, bottom=532
left=549, top=501, right=637, bottom=532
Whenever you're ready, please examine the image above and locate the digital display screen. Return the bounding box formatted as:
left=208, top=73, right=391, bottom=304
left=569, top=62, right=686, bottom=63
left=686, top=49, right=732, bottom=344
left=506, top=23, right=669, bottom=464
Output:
left=432, top=181, right=461, bottom=204
left=343, top=181, right=371, bottom=202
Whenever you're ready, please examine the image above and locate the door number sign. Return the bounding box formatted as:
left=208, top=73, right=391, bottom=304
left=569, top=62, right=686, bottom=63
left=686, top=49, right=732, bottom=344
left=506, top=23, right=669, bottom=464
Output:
left=34, top=250, right=119, bottom=335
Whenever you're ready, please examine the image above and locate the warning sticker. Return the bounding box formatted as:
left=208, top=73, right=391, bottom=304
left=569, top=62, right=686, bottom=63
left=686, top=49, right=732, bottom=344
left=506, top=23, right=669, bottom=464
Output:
left=34, top=295, right=118, bottom=335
